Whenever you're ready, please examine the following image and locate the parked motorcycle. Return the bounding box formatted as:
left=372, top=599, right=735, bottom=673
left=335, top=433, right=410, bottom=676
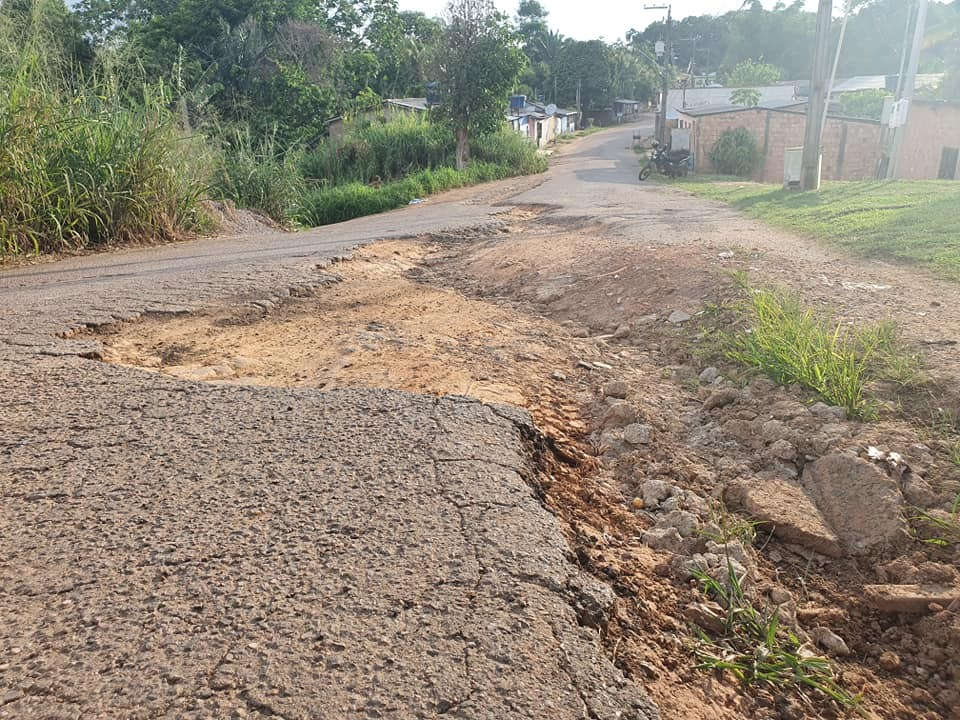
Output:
left=638, top=142, right=691, bottom=180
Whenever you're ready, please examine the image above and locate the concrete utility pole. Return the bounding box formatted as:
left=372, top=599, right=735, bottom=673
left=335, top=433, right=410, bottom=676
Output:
left=888, top=0, right=928, bottom=179
left=645, top=4, right=672, bottom=146
left=801, top=0, right=833, bottom=191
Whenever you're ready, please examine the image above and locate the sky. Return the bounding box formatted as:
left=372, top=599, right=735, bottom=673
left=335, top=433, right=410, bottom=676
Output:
left=398, top=0, right=824, bottom=42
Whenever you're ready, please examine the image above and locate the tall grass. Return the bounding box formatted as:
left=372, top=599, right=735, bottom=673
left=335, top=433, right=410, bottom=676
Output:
left=0, top=10, right=212, bottom=256
left=300, top=113, right=455, bottom=186
left=211, top=127, right=304, bottom=223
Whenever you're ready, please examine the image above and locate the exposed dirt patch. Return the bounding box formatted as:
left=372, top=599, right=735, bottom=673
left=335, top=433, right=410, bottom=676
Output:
left=97, top=210, right=960, bottom=720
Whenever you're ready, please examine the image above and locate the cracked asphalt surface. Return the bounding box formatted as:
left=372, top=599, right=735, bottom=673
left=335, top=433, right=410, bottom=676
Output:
left=1, top=125, right=661, bottom=718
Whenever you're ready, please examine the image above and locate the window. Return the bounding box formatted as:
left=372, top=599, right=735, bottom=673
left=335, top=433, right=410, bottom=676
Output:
left=938, top=147, right=959, bottom=180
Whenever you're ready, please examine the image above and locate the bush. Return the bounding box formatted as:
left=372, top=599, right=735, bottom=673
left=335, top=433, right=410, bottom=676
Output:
left=211, top=128, right=304, bottom=223
left=709, top=128, right=761, bottom=177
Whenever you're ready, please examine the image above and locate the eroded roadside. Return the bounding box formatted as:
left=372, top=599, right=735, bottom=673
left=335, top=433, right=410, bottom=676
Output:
left=93, top=207, right=960, bottom=720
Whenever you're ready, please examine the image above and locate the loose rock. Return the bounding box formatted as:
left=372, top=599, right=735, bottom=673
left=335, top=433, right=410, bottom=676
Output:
left=667, top=310, right=692, bottom=324
left=801, top=454, right=908, bottom=555
left=725, top=478, right=842, bottom=558
left=812, top=627, right=851, bottom=657
left=602, top=380, right=629, bottom=399
left=623, top=423, right=652, bottom=445
left=703, top=388, right=740, bottom=411
left=601, top=401, right=637, bottom=429
left=863, top=584, right=960, bottom=614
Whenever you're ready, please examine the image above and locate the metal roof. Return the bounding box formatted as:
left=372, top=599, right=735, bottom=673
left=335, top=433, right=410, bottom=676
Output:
left=666, top=85, right=798, bottom=121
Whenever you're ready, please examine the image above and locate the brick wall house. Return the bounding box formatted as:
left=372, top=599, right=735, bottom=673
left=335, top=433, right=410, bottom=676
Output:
left=897, top=100, right=960, bottom=180
left=677, top=105, right=882, bottom=183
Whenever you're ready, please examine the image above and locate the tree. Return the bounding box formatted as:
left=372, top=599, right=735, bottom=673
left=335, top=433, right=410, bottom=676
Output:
left=731, top=88, right=761, bottom=106
left=725, top=58, right=782, bottom=86
left=433, top=0, right=525, bottom=169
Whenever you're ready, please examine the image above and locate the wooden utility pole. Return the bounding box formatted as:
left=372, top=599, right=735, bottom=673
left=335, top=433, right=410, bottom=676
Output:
left=888, top=0, right=928, bottom=179
left=801, top=0, right=833, bottom=191
left=645, top=4, right=672, bottom=146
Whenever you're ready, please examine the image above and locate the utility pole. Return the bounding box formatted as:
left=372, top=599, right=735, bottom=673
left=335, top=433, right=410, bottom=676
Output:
left=888, top=0, right=928, bottom=179
left=801, top=0, right=833, bottom=191
left=644, top=5, right=672, bottom=146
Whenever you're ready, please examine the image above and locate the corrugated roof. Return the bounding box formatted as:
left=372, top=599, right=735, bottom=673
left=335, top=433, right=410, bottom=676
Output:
left=666, top=85, right=797, bottom=120
left=678, top=98, right=803, bottom=117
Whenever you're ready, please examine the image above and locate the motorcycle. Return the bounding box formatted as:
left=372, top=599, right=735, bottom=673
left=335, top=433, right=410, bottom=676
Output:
left=638, top=142, right=691, bottom=180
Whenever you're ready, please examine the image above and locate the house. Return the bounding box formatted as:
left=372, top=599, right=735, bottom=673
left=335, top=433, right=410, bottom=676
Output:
left=659, top=85, right=799, bottom=139
left=892, top=99, right=960, bottom=180
left=507, top=98, right=578, bottom=148
left=677, top=104, right=883, bottom=183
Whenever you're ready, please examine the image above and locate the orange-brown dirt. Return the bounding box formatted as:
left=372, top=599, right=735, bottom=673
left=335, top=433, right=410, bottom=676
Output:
left=97, top=206, right=960, bottom=720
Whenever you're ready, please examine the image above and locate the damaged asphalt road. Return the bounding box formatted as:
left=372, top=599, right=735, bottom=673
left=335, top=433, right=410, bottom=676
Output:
left=0, top=129, right=660, bottom=719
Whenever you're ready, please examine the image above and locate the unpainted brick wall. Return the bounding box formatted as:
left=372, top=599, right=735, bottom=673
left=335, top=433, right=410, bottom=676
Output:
left=898, top=102, right=960, bottom=180
left=689, top=110, right=881, bottom=183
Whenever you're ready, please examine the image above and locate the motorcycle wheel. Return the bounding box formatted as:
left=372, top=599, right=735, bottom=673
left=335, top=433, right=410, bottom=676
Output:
left=639, top=165, right=652, bottom=181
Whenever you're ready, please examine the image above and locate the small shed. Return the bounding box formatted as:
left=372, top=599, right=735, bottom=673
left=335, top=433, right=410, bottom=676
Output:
left=613, top=99, right=641, bottom=121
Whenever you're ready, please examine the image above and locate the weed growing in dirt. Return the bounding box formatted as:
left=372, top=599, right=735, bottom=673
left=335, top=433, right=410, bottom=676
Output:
left=692, top=564, right=860, bottom=711
left=700, top=504, right=765, bottom=546
left=909, top=493, right=960, bottom=548
left=725, top=283, right=920, bottom=419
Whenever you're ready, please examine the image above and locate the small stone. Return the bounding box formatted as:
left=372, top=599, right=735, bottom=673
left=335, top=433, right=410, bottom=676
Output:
left=641, top=526, right=683, bottom=551
left=703, top=388, right=740, bottom=411
left=623, top=423, right=652, bottom=445
left=641, top=479, right=673, bottom=509
left=2, top=690, right=24, bottom=705
left=552, top=371, right=567, bottom=381
left=602, top=381, right=629, bottom=399
left=667, top=310, right=692, bottom=324
left=613, top=324, right=632, bottom=339
left=657, top=510, right=700, bottom=538
left=809, top=402, right=847, bottom=421
left=698, top=367, right=719, bottom=384
left=878, top=651, right=901, bottom=671
left=812, top=627, right=851, bottom=657
left=601, top=402, right=637, bottom=429
left=767, top=439, right=796, bottom=461
left=631, top=497, right=644, bottom=510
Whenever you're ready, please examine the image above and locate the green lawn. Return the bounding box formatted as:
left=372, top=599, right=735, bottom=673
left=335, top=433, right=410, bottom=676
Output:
left=676, top=178, right=960, bottom=279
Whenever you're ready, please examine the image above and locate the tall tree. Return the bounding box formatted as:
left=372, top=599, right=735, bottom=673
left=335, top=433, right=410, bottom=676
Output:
left=433, top=0, right=524, bottom=169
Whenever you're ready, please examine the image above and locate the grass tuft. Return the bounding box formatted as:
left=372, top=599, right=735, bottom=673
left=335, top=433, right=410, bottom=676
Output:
left=692, top=563, right=860, bottom=711
left=725, top=282, right=921, bottom=419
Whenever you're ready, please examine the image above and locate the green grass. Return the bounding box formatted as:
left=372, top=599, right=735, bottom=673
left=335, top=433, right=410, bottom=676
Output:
left=725, top=280, right=921, bottom=419
left=295, top=161, right=534, bottom=227
left=692, top=563, right=860, bottom=711
left=676, top=179, right=960, bottom=279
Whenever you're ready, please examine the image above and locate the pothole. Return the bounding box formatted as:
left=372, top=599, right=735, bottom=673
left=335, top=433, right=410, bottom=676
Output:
left=88, top=227, right=960, bottom=720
